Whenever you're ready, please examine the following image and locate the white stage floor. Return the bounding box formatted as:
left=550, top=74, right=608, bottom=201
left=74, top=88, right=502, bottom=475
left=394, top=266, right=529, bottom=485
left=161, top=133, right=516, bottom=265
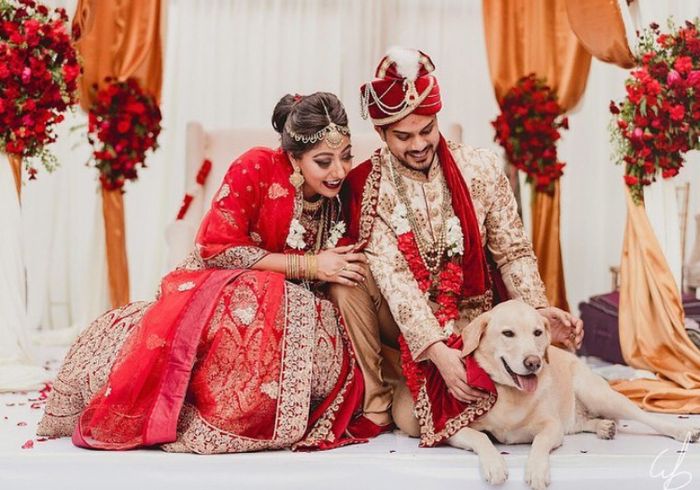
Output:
left=1, top=348, right=698, bottom=490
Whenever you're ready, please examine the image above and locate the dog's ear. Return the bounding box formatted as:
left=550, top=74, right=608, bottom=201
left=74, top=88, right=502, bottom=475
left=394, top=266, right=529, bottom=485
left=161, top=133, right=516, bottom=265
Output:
left=541, top=317, right=551, bottom=364
left=461, top=311, right=491, bottom=357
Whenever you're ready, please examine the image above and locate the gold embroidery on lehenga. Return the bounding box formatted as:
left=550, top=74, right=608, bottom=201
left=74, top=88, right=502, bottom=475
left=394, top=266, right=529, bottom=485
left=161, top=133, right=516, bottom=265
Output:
left=260, top=381, right=279, bottom=399
left=146, top=334, right=167, bottom=350
left=232, top=306, right=256, bottom=326
left=37, top=302, right=150, bottom=437
left=177, top=281, right=195, bottom=292
left=216, top=184, right=230, bottom=202
left=202, top=246, right=268, bottom=269
left=268, top=183, right=288, bottom=200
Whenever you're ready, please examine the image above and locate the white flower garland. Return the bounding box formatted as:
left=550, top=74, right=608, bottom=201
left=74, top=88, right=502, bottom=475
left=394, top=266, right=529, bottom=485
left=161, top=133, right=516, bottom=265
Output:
left=325, top=221, right=347, bottom=249
left=445, top=216, right=464, bottom=257
left=285, top=218, right=307, bottom=250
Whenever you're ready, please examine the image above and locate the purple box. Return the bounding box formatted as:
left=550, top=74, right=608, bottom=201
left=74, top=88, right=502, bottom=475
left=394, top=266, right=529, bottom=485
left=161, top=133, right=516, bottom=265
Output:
left=578, top=292, right=700, bottom=365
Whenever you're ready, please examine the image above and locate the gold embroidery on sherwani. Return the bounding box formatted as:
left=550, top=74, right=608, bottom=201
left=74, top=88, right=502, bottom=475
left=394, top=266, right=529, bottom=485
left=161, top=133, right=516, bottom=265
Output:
left=356, top=153, right=383, bottom=247
left=365, top=147, right=450, bottom=360
left=451, top=144, right=548, bottom=310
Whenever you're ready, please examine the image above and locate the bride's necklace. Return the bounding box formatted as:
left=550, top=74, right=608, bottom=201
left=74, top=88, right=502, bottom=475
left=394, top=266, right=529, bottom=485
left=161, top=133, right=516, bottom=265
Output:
left=302, top=197, right=324, bottom=214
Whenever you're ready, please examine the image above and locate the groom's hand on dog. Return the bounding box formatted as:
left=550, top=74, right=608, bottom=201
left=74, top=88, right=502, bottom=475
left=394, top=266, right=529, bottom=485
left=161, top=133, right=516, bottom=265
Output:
left=537, top=306, right=584, bottom=351
left=425, top=342, right=490, bottom=403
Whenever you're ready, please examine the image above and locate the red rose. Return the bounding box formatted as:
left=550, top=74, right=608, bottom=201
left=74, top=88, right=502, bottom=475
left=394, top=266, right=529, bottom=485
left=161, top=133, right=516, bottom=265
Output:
left=624, top=175, right=639, bottom=186
left=687, top=70, right=700, bottom=88
left=674, top=56, right=693, bottom=75
left=669, top=105, right=685, bottom=121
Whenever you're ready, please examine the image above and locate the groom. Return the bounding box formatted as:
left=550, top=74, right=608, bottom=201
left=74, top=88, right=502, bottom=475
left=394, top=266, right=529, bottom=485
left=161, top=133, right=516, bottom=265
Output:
left=331, top=48, right=583, bottom=438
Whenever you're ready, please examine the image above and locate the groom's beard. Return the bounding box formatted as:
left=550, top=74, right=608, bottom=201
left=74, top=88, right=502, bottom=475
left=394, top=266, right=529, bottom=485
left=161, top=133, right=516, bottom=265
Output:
left=396, top=145, right=436, bottom=173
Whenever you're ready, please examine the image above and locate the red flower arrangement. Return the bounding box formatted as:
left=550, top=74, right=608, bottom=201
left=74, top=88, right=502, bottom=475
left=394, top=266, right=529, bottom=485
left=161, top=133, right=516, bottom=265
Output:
left=396, top=232, right=463, bottom=328
left=0, top=0, right=80, bottom=177
left=610, top=20, right=700, bottom=203
left=88, top=78, right=162, bottom=190
left=492, top=74, right=569, bottom=193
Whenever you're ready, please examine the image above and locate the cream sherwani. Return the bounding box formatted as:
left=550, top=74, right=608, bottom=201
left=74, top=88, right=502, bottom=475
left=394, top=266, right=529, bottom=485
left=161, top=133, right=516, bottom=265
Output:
left=330, top=141, right=548, bottom=422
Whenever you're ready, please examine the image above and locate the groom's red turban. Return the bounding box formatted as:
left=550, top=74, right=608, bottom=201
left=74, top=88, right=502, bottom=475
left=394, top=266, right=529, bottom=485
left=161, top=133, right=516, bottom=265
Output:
left=360, top=47, right=442, bottom=126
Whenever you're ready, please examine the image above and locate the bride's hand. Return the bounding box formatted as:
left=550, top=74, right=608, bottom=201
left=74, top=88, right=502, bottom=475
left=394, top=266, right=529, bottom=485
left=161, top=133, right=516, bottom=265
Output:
left=316, top=245, right=368, bottom=285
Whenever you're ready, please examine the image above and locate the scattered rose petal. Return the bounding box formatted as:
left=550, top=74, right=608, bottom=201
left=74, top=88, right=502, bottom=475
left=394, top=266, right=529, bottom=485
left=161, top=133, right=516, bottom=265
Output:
left=17, top=422, right=27, bottom=427
left=36, top=438, right=48, bottom=442
left=21, top=440, right=34, bottom=450
left=30, top=403, right=44, bottom=409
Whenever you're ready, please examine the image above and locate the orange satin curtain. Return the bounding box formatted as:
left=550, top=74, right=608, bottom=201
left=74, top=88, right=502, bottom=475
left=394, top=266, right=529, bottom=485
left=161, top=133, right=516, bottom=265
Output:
left=7, top=153, right=22, bottom=199
left=611, top=189, right=700, bottom=413
left=73, top=0, right=163, bottom=109
left=565, top=0, right=636, bottom=69
left=72, top=0, right=163, bottom=308
left=482, top=0, right=592, bottom=310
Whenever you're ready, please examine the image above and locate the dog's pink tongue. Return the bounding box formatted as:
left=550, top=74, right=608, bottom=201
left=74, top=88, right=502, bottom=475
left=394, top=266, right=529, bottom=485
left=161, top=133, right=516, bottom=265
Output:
left=517, top=374, right=538, bottom=393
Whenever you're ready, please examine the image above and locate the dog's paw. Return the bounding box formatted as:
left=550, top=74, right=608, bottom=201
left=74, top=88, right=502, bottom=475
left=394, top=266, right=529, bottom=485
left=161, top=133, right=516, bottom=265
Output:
left=669, top=427, right=700, bottom=443
left=480, top=453, right=508, bottom=485
left=688, top=428, right=700, bottom=443
left=596, top=419, right=617, bottom=440
left=525, top=457, right=551, bottom=490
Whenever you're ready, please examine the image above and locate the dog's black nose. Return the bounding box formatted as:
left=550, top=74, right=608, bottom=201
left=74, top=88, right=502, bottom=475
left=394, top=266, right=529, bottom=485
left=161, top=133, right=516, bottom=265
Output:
left=523, top=355, right=541, bottom=372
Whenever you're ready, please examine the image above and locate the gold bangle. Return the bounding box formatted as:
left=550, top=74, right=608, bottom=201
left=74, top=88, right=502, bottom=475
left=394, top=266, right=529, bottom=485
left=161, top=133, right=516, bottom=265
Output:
left=306, top=254, right=317, bottom=281
left=286, top=254, right=293, bottom=279
left=287, top=253, right=301, bottom=279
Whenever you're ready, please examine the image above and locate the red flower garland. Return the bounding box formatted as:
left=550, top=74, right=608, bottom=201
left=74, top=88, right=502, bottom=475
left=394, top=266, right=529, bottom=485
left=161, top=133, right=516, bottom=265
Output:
left=492, top=74, right=568, bottom=193
left=396, top=232, right=463, bottom=327
left=0, top=0, right=80, bottom=175
left=88, top=78, right=162, bottom=190
left=610, top=20, right=700, bottom=203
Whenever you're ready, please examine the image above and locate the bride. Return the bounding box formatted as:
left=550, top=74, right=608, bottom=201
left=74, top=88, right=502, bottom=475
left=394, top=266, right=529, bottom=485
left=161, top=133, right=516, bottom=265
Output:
left=38, top=92, right=368, bottom=453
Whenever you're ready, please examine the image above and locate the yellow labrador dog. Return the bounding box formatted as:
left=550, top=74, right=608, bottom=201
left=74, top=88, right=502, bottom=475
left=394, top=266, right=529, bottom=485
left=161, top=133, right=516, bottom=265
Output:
left=393, top=300, right=700, bottom=490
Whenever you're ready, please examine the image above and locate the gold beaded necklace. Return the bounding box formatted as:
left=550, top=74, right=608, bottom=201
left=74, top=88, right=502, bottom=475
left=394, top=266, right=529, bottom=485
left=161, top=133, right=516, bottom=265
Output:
left=388, top=156, right=453, bottom=275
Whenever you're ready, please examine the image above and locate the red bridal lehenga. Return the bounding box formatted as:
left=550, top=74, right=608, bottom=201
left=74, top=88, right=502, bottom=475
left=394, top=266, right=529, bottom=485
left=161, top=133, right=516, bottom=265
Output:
left=37, top=147, right=364, bottom=453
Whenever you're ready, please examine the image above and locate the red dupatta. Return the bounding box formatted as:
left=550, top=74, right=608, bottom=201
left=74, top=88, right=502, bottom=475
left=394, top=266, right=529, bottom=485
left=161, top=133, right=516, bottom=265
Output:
left=73, top=268, right=245, bottom=449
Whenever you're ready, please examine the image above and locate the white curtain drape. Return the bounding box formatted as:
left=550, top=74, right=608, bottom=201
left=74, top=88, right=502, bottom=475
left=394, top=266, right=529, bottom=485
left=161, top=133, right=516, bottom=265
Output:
left=12, top=0, right=700, bottom=360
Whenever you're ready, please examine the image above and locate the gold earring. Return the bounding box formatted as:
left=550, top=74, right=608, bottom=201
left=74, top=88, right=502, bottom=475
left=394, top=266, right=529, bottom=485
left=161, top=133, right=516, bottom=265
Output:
left=289, top=165, right=304, bottom=190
